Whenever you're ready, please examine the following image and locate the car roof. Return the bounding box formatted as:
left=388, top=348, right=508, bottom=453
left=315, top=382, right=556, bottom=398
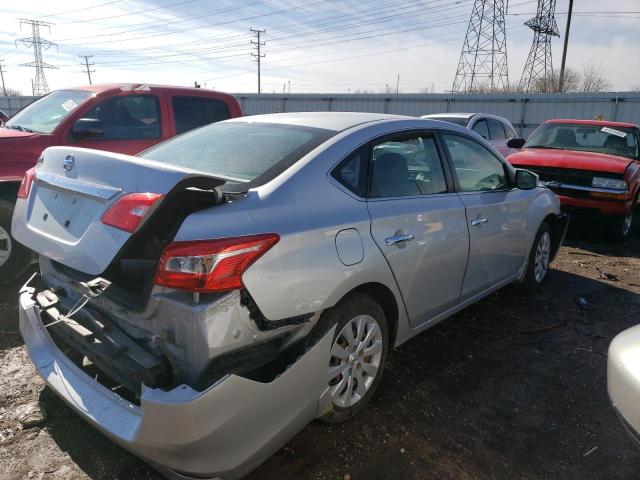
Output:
left=422, top=113, right=476, bottom=119
left=546, top=118, right=638, bottom=129
left=57, top=83, right=235, bottom=97
left=228, top=111, right=413, bottom=131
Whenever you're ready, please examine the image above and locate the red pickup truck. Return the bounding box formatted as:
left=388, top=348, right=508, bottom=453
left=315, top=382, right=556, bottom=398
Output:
left=507, top=119, right=640, bottom=240
left=0, top=84, right=242, bottom=283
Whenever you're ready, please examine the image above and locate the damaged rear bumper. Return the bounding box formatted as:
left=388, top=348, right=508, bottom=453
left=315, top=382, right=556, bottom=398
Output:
left=19, top=281, right=334, bottom=480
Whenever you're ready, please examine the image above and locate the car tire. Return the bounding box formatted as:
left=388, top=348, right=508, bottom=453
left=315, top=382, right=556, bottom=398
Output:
left=0, top=198, right=34, bottom=287
left=523, top=222, right=552, bottom=288
left=307, top=292, right=389, bottom=424
left=609, top=210, right=633, bottom=241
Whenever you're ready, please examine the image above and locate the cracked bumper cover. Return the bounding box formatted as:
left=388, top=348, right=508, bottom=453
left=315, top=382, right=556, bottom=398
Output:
left=18, top=282, right=334, bottom=480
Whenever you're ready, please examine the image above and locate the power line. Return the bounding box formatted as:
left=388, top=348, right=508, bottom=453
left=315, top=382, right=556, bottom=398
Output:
left=250, top=28, right=266, bottom=94
left=79, top=55, right=95, bottom=84
left=55, top=0, right=198, bottom=25
left=38, top=0, right=125, bottom=19
left=15, top=19, right=58, bottom=96
left=90, top=0, right=470, bottom=66
left=55, top=0, right=328, bottom=45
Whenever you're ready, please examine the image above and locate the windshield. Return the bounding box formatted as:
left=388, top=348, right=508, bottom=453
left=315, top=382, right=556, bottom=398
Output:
left=140, top=121, right=336, bottom=184
left=424, top=116, right=470, bottom=127
left=526, top=123, right=639, bottom=160
left=6, top=90, right=93, bottom=134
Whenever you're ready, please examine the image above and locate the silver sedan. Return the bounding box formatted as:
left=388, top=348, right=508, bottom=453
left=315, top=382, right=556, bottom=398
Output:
left=13, top=112, right=568, bottom=479
left=609, top=325, right=640, bottom=447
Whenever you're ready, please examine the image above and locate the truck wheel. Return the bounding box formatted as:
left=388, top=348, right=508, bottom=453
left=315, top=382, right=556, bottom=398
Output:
left=307, top=292, right=389, bottom=424
left=0, top=199, right=34, bottom=286
left=523, top=222, right=552, bottom=288
left=609, top=210, right=633, bottom=241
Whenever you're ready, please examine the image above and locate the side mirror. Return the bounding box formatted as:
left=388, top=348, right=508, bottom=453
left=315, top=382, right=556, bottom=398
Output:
left=72, top=118, right=104, bottom=139
left=506, top=137, right=526, bottom=149
left=515, top=169, right=538, bottom=190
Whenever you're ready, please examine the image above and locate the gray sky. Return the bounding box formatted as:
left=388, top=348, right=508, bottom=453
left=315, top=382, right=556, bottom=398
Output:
left=0, top=0, right=639, bottom=94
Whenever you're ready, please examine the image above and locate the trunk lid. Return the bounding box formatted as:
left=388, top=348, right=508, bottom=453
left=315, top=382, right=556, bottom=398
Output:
left=12, top=146, right=224, bottom=275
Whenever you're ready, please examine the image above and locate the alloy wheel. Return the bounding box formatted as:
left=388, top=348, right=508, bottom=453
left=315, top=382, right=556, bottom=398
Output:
left=328, top=315, right=383, bottom=409
left=622, top=211, right=633, bottom=238
left=0, top=224, right=12, bottom=268
left=534, top=231, right=551, bottom=283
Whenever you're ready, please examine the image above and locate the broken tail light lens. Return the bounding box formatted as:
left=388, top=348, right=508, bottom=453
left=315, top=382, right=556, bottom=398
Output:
left=154, top=233, right=280, bottom=292
left=17, top=167, right=36, bottom=199
left=101, top=192, right=163, bottom=233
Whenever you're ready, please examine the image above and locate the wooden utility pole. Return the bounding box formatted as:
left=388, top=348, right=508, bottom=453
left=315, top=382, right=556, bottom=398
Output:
left=558, top=0, right=574, bottom=92
left=250, top=28, right=266, bottom=94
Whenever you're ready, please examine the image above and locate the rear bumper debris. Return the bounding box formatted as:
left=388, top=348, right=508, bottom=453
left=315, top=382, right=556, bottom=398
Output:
left=19, top=280, right=334, bottom=480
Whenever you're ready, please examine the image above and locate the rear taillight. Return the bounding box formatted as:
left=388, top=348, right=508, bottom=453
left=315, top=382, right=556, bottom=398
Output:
left=154, top=233, right=280, bottom=292
left=17, top=167, right=36, bottom=199
left=101, top=192, right=163, bottom=233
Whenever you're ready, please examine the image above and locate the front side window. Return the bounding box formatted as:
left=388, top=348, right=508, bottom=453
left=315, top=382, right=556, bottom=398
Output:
left=82, top=95, right=160, bottom=140
left=526, top=122, right=639, bottom=160
left=471, top=119, right=489, bottom=140
left=6, top=90, right=93, bottom=134
left=443, top=133, right=509, bottom=192
left=488, top=118, right=506, bottom=140
left=140, top=121, right=335, bottom=185
left=172, top=96, right=230, bottom=135
left=370, top=135, right=447, bottom=198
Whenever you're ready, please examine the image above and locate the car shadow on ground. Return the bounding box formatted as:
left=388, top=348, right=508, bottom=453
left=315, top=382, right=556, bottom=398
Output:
left=35, top=267, right=640, bottom=480
left=563, top=217, right=640, bottom=259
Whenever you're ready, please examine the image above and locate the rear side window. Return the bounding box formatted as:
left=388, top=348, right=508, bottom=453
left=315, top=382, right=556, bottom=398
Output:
left=487, top=118, right=506, bottom=140
left=332, top=146, right=369, bottom=197
left=370, top=135, right=448, bottom=198
left=471, top=119, right=489, bottom=140
left=172, top=96, right=230, bottom=135
left=83, top=95, right=160, bottom=140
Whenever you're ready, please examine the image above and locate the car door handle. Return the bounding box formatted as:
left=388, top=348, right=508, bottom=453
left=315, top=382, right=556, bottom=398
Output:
left=470, top=216, right=488, bottom=227
left=385, top=233, right=415, bottom=246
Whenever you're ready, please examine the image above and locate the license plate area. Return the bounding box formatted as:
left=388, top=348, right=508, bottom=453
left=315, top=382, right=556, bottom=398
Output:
left=29, top=185, right=105, bottom=243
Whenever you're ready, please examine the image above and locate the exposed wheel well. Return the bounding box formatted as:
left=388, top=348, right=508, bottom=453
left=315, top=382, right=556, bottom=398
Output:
left=349, top=282, right=399, bottom=348
left=543, top=213, right=562, bottom=258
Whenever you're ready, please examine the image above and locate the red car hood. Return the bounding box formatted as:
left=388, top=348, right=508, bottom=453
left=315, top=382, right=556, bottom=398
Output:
left=508, top=148, right=632, bottom=175
left=0, top=127, right=38, bottom=139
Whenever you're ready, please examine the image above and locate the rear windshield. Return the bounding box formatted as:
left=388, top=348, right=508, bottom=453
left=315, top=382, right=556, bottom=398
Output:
left=526, top=123, right=640, bottom=160
left=6, top=90, right=93, bottom=134
left=140, top=121, right=336, bottom=185
left=424, top=116, right=470, bottom=127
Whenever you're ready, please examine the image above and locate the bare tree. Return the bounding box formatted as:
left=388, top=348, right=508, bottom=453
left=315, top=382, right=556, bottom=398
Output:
left=580, top=63, right=610, bottom=92
left=2, top=87, right=23, bottom=96
left=531, top=68, right=580, bottom=93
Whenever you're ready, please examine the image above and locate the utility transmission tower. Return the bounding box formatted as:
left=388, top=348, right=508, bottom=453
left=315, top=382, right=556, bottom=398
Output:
left=0, top=60, right=6, bottom=96
left=518, top=0, right=559, bottom=92
left=16, top=19, right=57, bottom=96
left=79, top=55, right=95, bottom=84
left=452, top=0, right=509, bottom=93
left=250, top=28, right=266, bottom=94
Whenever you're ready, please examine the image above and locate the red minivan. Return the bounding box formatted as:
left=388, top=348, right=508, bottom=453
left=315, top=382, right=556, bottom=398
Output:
left=0, top=83, right=242, bottom=283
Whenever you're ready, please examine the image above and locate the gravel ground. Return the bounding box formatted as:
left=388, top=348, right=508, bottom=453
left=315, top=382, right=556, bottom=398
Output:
left=1, top=223, right=639, bottom=480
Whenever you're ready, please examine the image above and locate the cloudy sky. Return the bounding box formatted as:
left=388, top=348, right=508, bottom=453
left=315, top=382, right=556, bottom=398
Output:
left=0, top=0, right=638, bottom=95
